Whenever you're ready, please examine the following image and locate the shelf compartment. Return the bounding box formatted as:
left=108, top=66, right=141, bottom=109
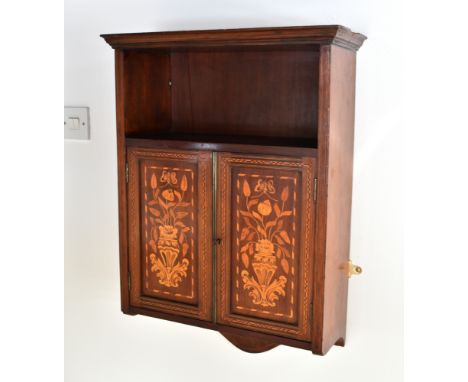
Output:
left=122, top=46, right=319, bottom=143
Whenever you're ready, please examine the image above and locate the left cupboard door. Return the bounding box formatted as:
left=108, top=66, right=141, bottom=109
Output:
left=127, top=147, right=213, bottom=321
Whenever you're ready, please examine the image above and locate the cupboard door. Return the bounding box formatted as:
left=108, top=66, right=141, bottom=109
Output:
left=216, top=153, right=316, bottom=340
left=127, top=147, right=212, bottom=321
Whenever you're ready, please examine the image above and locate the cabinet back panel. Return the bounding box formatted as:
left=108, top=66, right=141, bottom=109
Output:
left=171, top=48, right=319, bottom=140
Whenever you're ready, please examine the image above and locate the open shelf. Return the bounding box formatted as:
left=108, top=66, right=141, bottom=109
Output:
left=126, top=131, right=316, bottom=147
left=121, top=45, right=320, bottom=149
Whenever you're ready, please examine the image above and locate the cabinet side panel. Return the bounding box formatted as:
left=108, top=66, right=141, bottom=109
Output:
left=123, top=50, right=171, bottom=137
left=115, top=50, right=131, bottom=313
left=323, top=45, right=357, bottom=353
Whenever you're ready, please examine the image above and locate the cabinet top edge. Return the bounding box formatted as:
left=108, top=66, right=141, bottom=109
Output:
left=101, top=25, right=366, bottom=51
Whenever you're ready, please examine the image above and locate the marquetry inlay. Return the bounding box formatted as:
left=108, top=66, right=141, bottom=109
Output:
left=143, top=165, right=195, bottom=296
left=235, top=174, right=298, bottom=317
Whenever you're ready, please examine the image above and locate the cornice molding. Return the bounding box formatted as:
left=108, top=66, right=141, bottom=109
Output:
left=101, top=25, right=366, bottom=51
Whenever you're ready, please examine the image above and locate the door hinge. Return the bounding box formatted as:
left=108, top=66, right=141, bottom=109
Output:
left=313, top=177, right=318, bottom=202
left=125, top=162, right=129, bottom=183
left=127, top=272, right=131, bottom=290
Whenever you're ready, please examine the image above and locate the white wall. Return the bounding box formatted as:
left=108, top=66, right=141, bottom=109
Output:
left=65, top=1, right=404, bottom=381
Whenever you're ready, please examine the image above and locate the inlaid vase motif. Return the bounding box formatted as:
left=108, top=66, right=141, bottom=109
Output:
left=150, top=225, right=189, bottom=287
left=147, top=169, right=192, bottom=288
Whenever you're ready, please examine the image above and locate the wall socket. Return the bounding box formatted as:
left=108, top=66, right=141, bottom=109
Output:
left=64, top=107, right=90, bottom=140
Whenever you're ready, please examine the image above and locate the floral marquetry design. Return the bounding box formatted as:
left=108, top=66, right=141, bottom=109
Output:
left=236, top=175, right=297, bottom=308
left=145, top=168, right=194, bottom=289
left=128, top=147, right=212, bottom=322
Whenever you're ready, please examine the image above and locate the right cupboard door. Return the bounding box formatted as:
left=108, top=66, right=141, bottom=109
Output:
left=216, top=152, right=316, bottom=341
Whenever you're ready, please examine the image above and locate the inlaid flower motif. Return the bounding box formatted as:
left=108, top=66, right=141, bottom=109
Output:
left=147, top=168, right=192, bottom=289
left=257, top=199, right=272, bottom=216
left=238, top=178, right=293, bottom=307
left=161, top=189, right=175, bottom=201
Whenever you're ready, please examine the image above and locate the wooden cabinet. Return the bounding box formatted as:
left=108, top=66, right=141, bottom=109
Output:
left=102, top=25, right=366, bottom=355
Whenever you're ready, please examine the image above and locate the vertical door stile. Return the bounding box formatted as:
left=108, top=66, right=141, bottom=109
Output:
left=212, top=152, right=218, bottom=322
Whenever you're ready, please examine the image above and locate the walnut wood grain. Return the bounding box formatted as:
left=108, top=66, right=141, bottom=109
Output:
left=123, top=51, right=171, bottom=137
left=220, top=332, right=279, bottom=353
left=170, top=49, right=319, bottom=140
left=115, top=50, right=131, bottom=314
left=125, top=137, right=317, bottom=158
left=101, top=25, right=366, bottom=51
left=129, top=305, right=312, bottom=350
left=312, top=45, right=357, bottom=355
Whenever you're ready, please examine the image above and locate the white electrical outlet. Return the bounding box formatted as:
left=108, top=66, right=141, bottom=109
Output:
left=64, top=107, right=90, bottom=140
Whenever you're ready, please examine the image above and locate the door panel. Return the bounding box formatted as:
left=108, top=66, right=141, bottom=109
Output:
left=127, top=147, right=212, bottom=321
left=216, top=153, right=316, bottom=340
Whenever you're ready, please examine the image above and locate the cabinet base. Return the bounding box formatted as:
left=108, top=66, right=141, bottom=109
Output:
left=220, top=331, right=279, bottom=353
